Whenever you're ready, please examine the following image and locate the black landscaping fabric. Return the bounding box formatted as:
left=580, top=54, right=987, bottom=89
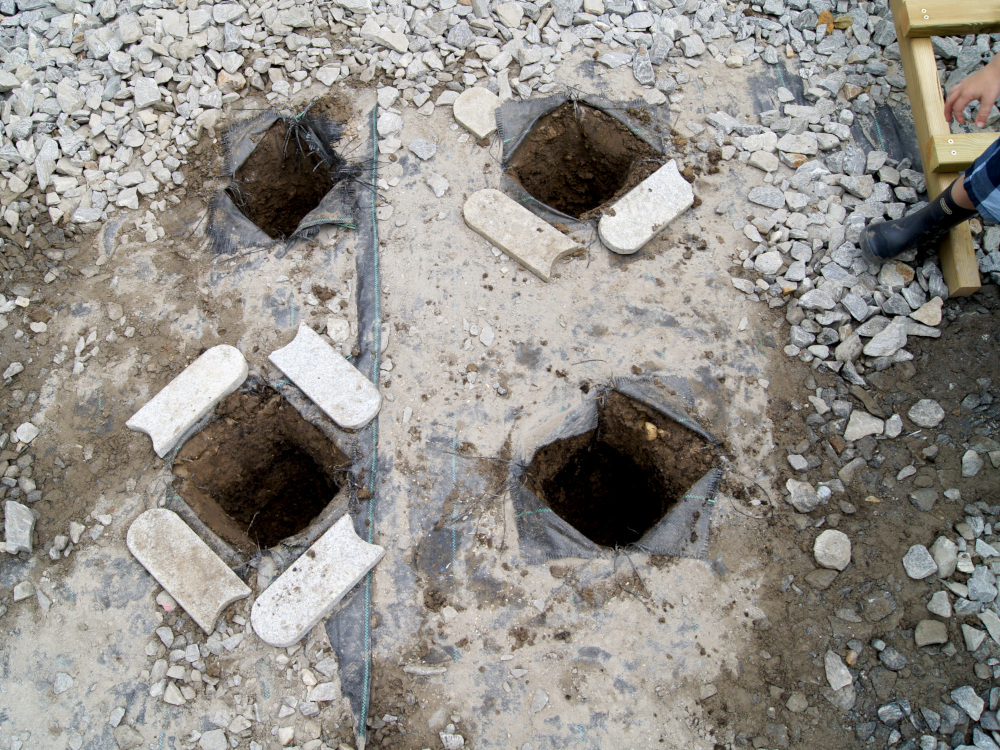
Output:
left=207, top=108, right=357, bottom=255
left=510, top=374, right=723, bottom=563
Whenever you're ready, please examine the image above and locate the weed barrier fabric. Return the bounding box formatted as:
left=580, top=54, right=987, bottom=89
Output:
left=510, top=375, right=722, bottom=563
left=207, top=108, right=357, bottom=255
left=495, top=92, right=667, bottom=225
left=323, top=105, right=382, bottom=750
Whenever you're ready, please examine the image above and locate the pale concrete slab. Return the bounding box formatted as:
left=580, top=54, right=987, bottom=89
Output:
left=126, top=345, right=248, bottom=457
left=597, top=159, right=694, bottom=254
left=463, top=189, right=580, bottom=282
left=268, top=324, right=381, bottom=430
left=126, top=509, right=251, bottom=634
left=452, top=87, right=500, bottom=139
left=251, top=515, right=385, bottom=648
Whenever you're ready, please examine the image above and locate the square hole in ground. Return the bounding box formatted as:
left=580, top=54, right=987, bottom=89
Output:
left=227, top=120, right=339, bottom=239
left=524, top=391, right=717, bottom=548
left=172, top=383, right=350, bottom=553
left=506, top=102, right=659, bottom=220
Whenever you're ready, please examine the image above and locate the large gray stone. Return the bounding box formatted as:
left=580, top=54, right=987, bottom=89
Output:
left=4, top=501, right=35, bottom=554
left=464, top=189, right=580, bottom=282
left=453, top=87, right=500, bottom=140
left=598, top=160, right=693, bottom=254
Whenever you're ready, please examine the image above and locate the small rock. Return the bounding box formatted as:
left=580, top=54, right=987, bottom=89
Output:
left=53, top=672, right=73, bottom=694
left=967, top=566, right=998, bottom=602
left=927, top=591, right=951, bottom=618
left=910, top=297, right=943, bottom=326
left=952, top=686, right=984, bottom=721
left=930, top=536, right=958, bottom=577
left=962, top=450, right=984, bottom=478
left=15, top=422, right=39, bottom=443
left=426, top=173, right=450, bottom=198
left=198, top=730, right=228, bottom=750
left=914, top=619, right=948, bottom=647
left=530, top=689, right=548, bottom=713
left=844, top=411, right=883, bottom=442
left=902, top=545, right=938, bottom=579
left=409, top=139, right=437, bottom=160
left=453, top=88, right=501, bottom=140
left=824, top=650, right=852, bottom=690
left=748, top=186, right=785, bottom=210
left=907, top=399, right=944, bottom=428
left=5, top=500, right=35, bottom=554
left=878, top=647, right=907, bottom=671
left=786, top=478, right=820, bottom=512
left=814, top=529, right=852, bottom=571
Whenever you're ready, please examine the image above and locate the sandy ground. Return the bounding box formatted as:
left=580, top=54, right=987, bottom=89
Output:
left=3, top=45, right=999, bottom=750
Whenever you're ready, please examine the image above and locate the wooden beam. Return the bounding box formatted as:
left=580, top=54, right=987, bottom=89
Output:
left=926, top=133, right=1000, bottom=172
left=898, top=0, right=1000, bottom=39
left=890, top=0, right=981, bottom=296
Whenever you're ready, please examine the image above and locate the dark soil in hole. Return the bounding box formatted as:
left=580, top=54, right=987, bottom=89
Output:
left=228, top=121, right=336, bottom=239
left=525, top=391, right=716, bottom=548
left=507, top=102, right=660, bottom=220
left=172, top=386, right=350, bottom=552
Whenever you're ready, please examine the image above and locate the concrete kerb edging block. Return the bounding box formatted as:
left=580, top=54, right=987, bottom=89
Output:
left=463, top=189, right=581, bottom=282
left=598, top=159, right=694, bottom=255
left=251, top=515, right=385, bottom=648
left=126, top=344, right=248, bottom=458
left=127, top=509, right=251, bottom=634
left=268, top=324, right=381, bottom=430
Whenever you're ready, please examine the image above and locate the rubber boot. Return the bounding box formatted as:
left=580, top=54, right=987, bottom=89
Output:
left=860, top=180, right=977, bottom=264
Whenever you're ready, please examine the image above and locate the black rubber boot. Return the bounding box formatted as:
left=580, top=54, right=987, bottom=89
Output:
left=860, top=180, right=977, bottom=264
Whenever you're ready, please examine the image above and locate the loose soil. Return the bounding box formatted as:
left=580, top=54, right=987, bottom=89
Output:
left=507, top=102, right=660, bottom=219
left=525, top=390, right=717, bottom=547
left=229, top=120, right=337, bottom=239
left=172, top=383, right=350, bottom=552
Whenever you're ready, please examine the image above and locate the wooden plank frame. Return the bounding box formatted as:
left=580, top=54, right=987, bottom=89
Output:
left=890, top=0, right=981, bottom=297
left=927, top=134, right=1000, bottom=173
left=898, top=1, right=1000, bottom=39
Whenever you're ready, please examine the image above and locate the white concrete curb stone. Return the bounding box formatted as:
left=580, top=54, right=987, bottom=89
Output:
left=598, top=159, right=694, bottom=254
left=452, top=87, right=501, bottom=140
left=251, top=515, right=385, bottom=648
left=126, top=345, right=248, bottom=457
left=463, top=189, right=580, bottom=282
left=126, top=509, right=251, bottom=634
left=268, top=324, right=381, bottom=430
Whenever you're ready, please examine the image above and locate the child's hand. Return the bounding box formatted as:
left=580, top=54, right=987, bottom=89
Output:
left=945, top=56, right=1000, bottom=128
